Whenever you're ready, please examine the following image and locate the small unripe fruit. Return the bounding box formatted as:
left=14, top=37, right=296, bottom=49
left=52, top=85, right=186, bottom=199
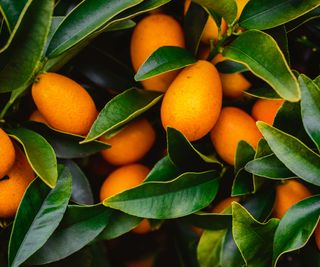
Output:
left=161, top=60, right=222, bottom=141
left=32, top=73, right=98, bottom=135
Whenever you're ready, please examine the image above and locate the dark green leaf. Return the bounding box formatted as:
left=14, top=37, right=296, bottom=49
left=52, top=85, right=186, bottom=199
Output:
left=7, top=127, right=57, bottom=188
left=244, top=86, right=281, bottom=99
left=134, top=46, right=196, bottom=81
left=0, top=0, right=53, bottom=92
left=0, top=0, right=28, bottom=31
left=239, top=0, right=320, bottom=30
left=84, top=88, right=162, bottom=143
left=104, top=171, right=220, bottom=219
left=192, top=0, right=238, bottom=25
left=216, top=60, right=248, bottom=74
left=287, top=7, right=320, bottom=32
left=44, top=16, right=64, bottom=52
left=184, top=212, right=231, bottom=230
left=245, top=154, right=296, bottom=179
left=64, top=160, right=94, bottom=205
left=221, top=228, right=245, bottom=267
left=28, top=205, right=111, bottom=265
left=232, top=203, right=279, bottom=267
left=46, top=0, right=142, bottom=57
left=8, top=167, right=72, bottom=267
left=223, top=30, right=300, bottom=101
left=25, top=122, right=109, bottom=159
left=272, top=195, right=320, bottom=266
left=299, top=74, right=320, bottom=151
left=167, top=127, right=221, bottom=171
left=104, top=19, right=135, bottom=31
left=144, top=155, right=182, bottom=182
left=257, top=122, right=320, bottom=186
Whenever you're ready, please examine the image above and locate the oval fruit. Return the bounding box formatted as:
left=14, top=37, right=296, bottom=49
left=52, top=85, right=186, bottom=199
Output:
left=161, top=60, right=222, bottom=141
left=32, top=72, right=98, bottom=135
left=252, top=99, right=285, bottom=125
left=130, top=14, right=185, bottom=92
left=0, top=128, right=15, bottom=178
left=100, top=119, right=156, bottom=165
left=210, top=107, right=262, bottom=165
left=0, top=146, right=35, bottom=218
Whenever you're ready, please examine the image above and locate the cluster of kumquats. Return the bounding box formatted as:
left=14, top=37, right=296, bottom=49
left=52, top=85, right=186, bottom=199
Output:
left=0, top=0, right=319, bottom=264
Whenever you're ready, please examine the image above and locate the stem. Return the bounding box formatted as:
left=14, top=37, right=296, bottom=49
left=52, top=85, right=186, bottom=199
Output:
left=0, top=88, right=25, bottom=121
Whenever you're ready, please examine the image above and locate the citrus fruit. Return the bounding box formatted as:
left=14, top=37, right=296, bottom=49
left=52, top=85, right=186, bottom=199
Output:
left=0, top=128, right=15, bottom=179
left=251, top=99, right=285, bottom=125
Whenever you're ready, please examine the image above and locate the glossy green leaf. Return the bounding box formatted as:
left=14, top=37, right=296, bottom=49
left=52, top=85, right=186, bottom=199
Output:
left=64, top=160, right=94, bottom=205
left=223, top=30, right=300, bottom=101
left=0, top=0, right=28, bottom=31
left=8, top=167, right=72, bottom=267
left=314, top=75, right=320, bottom=88
left=232, top=203, right=279, bottom=267
left=46, top=0, right=142, bottom=57
left=244, top=86, right=281, bottom=99
left=257, top=122, right=320, bottom=186
left=104, top=170, right=220, bottom=219
left=239, top=0, right=320, bottom=30
left=0, top=0, right=53, bottom=92
left=28, top=205, right=111, bottom=265
left=184, top=212, right=231, bottom=230
left=287, top=8, right=320, bottom=32
left=44, top=16, right=64, bottom=52
left=98, top=210, right=141, bottom=240
left=232, top=141, right=255, bottom=196
left=245, top=154, right=296, bottom=179
left=25, top=122, right=109, bottom=159
left=197, top=229, right=226, bottom=267
left=144, top=155, right=182, bottom=182
left=104, top=19, right=135, bottom=31
left=216, top=60, right=247, bottom=74
left=84, top=88, right=162, bottom=143
left=7, top=127, right=57, bottom=188
left=221, top=228, right=245, bottom=267
left=134, top=46, right=196, bottom=81
left=192, top=0, right=238, bottom=25
left=299, top=74, right=320, bottom=151
left=272, top=195, right=320, bottom=266
left=167, top=127, right=221, bottom=171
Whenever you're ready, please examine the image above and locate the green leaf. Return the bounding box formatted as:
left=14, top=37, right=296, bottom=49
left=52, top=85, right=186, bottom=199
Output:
left=144, top=155, right=182, bottom=182
left=197, top=229, right=226, bottom=267
left=244, top=86, right=281, bottom=99
left=46, top=0, right=143, bottom=57
left=8, top=167, right=72, bottom=267
left=286, top=8, right=320, bottom=32
left=64, top=160, right=94, bottom=205
left=223, top=30, right=300, bottom=101
left=245, top=154, right=296, bottom=179
left=84, top=88, right=162, bottom=143
left=221, top=228, right=245, bottom=267
left=98, top=210, right=141, bottom=240
left=232, top=141, right=255, bottom=196
left=257, top=122, right=320, bottom=186
left=239, top=0, right=320, bottom=30
left=134, top=46, right=196, bottom=81
left=104, top=19, right=135, bottom=31
left=0, top=0, right=53, bottom=92
left=7, top=127, right=58, bottom=188
left=272, top=195, right=320, bottom=266
left=216, top=60, right=248, bottom=74
left=28, top=205, right=111, bottom=265
left=232, top=203, right=279, bottom=267
left=25, top=122, right=109, bottom=159
left=184, top=212, right=231, bottom=230
left=167, top=127, right=221, bottom=171
left=192, top=0, right=238, bottom=25
left=299, top=74, right=320, bottom=151
left=314, top=75, right=320, bottom=88
left=0, top=0, right=28, bottom=31
left=103, top=170, right=220, bottom=219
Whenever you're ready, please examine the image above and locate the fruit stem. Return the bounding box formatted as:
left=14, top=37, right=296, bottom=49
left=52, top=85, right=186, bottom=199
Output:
left=0, top=87, right=25, bottom=120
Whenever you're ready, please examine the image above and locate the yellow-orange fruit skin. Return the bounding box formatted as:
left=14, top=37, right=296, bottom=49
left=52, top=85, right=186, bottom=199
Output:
left=0, top=146, right=35, bottom=218
left=273, top=180, right=312, bottom=219
left=0, top=129, right=15, bottom=178
left=161, top=60, right=222, bottom=141
left=210, top=107, right=262, bottom=165
left=236, top=0, right=249, bottom=19
left=252, top=99, right=285, bottom=125
left=212, top=54, right=251, bottom=98
left=99, top=164, right=151, bottom=234
left=29, top=110, right=47, bottom=124
left=100, top=119, right=156, bottom=166
left=130, top=14, right=185, bottom=92
left=32, top=73, right=98, bottom=135
left=211, top=196, right=240, bottom=213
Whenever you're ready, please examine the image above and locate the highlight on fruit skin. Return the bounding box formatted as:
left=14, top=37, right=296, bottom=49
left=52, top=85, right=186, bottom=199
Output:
left=251, top=98, right=285, bottom=125
left=130, top=13, right=185, bottom=92
left=32, top=72, right=98, bottom=135
left=210, top=107, right=262, bottom=165
left=0, top=146, right=35, bottom=218
left=161, top=60, right=222, bottom=142
left=100, top=118, right=156, bottom=166
left=99, top=164, right=151, bottom=234
left=0, top=128, right=15, bottom=179
left=212, top=53, right=251, bottom=98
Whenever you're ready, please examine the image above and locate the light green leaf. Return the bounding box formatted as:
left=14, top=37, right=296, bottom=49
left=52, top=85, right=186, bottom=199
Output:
left=0, top=0, right=28, bottom=31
